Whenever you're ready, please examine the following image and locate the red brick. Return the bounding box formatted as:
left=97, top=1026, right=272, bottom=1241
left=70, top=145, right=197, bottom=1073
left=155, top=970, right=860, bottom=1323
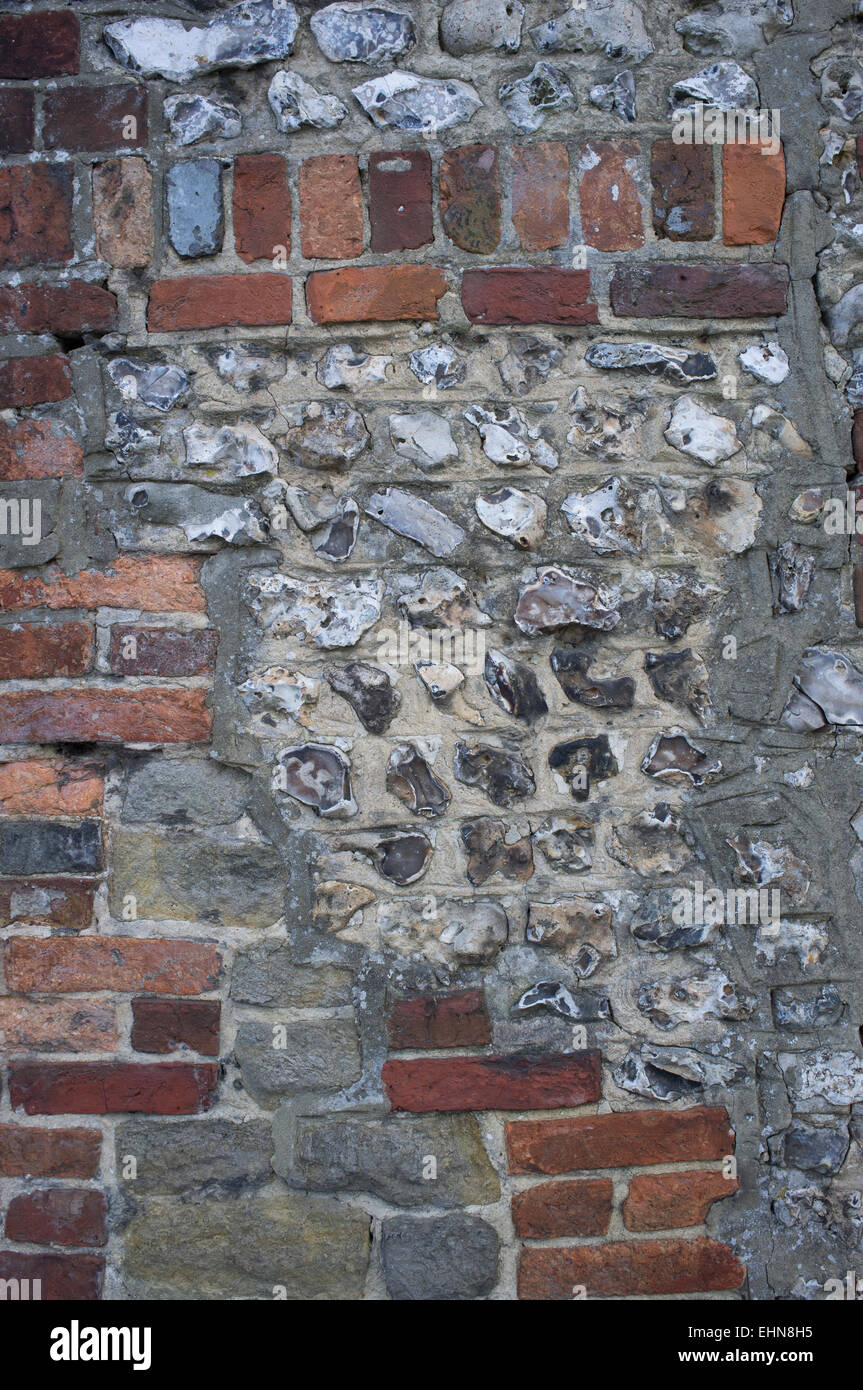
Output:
left=507, top=1106, right=734, bottom=1174
left=580, top=139, right=643, bottom=251
left=0, top=1250, right=103, bottom=1299
left=853, top=411, right=863, bottom=467
left=233, top=153, right=291, bottom=264
left=148, top=274, right=293, bottom=331
left=440, top=144, right=500, bottom=253
left=0, top=1124, right=101, bottom=1178
left=0, top=282, right=117, bottom=336
left=518, top=1236, right=745, bottom=1299
left=0, top=997, right=116, bottom=1054
left=388, top=989, right=491, bottom=1050
left=383, top=1050, right=601, bottom=1113
left=0, top=89, right=35, bottom=154
left=9, top=1061, right=219, bottom=1116
left=0, top=622, right=93, bottom=680
left=369, top=149, right=432, bottom=253
left=42, top=84, right=147, bottom=153
left=461, top=268, right=598, bottom=325
left=623, top=1169, right=739, bottom=1232
left=512, top=1177, right=612, bottom=1238
left=93, top=158, right=153, bottom=269
left=723, top=141, right=785, bottom=245
left=0, top=11, right=79, bottom=78
left=512, top=142, right=569, bottom=251
left=0, top=355, right=71, bottom=408
left=131, top=998, right=221, bottom=1056
left=0, top=419, right=82, bottom=482
left=651, top=140, right=714, bottom=241
left=611, top=263, right=788, bottom=317
left=6, top=1189, right=107, bottom=1249
left=5, top=937, right=221, bottom=996
left=0, top=163, right=73, bottom=268
left=0, top=878, right=96, bottom=930
left=0, top=555, right=206, bottom=613
left=107, top=625, right=217, bottom=677
left=306, top=265, right=447, bottom=324
left=0, top=688, right=212, bottom=745
left=0, top=760, right=103, bottom=817
left=300, top=154, right=363, bottom=260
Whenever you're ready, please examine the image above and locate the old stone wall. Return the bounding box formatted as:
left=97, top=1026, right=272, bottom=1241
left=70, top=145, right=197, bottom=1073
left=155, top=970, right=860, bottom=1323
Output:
left=0, top=0, right=862, bottom=1301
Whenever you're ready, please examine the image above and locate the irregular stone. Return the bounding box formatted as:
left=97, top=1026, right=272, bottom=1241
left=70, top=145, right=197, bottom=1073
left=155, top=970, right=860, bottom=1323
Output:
left=326, top=662, right=401, bottom=733
left=826, top=285, right=863, bottom=350
left=750, top=404, right=810, bottom=455
left=408, top=344, right=466, bottom=389
left=631, top=889, right=717, bottom=952
left=821, top=57, right=863, bottom=122
left=236, top=1018, right=361, bottom=1104
left=352, top=70, right=481, bottom=133
left=778, top=1124, right=850, bottom=1176
left=318, top=344, right=391, bottom=391
left=497, top=336, right=563, bottom=395
left=454, top=742, right=535, bottom=807
left=282, top=486, right=359, bottom=563
left=549, top=734, right=619, bottom=802
left=638, top=971, right=752, bottom=1031
left=567, top=389, right=649, bottom=460
left=675, top=0, right=792, bottom=57
left=728, top=832, right=809, bottom=908
left=283, top=401, right=369, bottom=470
left=371, top=832, right=432, bottom=885
left=642, top=731, right=720, bottom=784
left=267, top=70, right=347, bottom=132
left=644, top=649, right=710, bottom=719
left=104, top=2, right=299, bottom=82
left=562, top=478, right=641, bottom=554
left=116, top=1119, right=273, bottom=1196
left=651, top=572, right=720, bottom=640
left=441, top=0, right=523, bottom=55
left=515, top=982, right=611, bottom=1021
left=607, top=806, right=694, bottom=877
left=756, top=920, right=827, bottom=969
left=311, top=4, right=415, bottom=63
left=772, top=983, right=845, bottom=1031
left=231, top=944, right=353, bottom=1007
left=615, top=1045, right=743, bottom=1102
left=483, top=650, right=548, bottom=722
left=739, top=341, right=789, bottom=384
left=387, top=745, right=451, bottom=816
left=665, top=396, right=741, bottom=466
left=530, top=0, right=653, bottom=64
left=124, top=481, right=266, bottom=546
left=551, top=647, right=635, bottom=709
left=313, top=879, right=375, bottom=934
left=460, top=817, right=533, bottom=886
left=239, top=668, right=320, bottom=724
left=476, top=487, right=546, bottom=549
left=676, top=478, right=763, bottom=554
left=464, top=404, right=557, bottom=471
left=778, top=1050, right=863, bottom=1110
left=585, top=341, right=716, bottom=383
left=274, top=743, right=356, bottom=818
left=365, top=488, right=466, bottom=557
left=395, top=566, right=488, bottom=629
left=440, top=144, right=500, bottom=253
left=164, top=93, right=241, bottom=146
left=381, top=1214, right=498, bottom=1300
left=184, top=423, right=276, bottom=478
left=108, top=357, right=189, bottom=411
left=515, top=568, right=619, bottom=636
left=670, top=61, right=759, bottom=112
left=770, top=541, right=814, bottom=614
left=532, top=815, right=593, bottom=873
left=379, top=894, right=507, bottom=960
left=783, top=648, right=863, bottom=730
left=122, top=758, right=249, bottom=826
left=389, top=412, right=458, bottom=470
left=526, top=899, right=615, bottom=969
left=589, top=69, right=636, bottom=121
left=498, top=62, right=575, bottom=134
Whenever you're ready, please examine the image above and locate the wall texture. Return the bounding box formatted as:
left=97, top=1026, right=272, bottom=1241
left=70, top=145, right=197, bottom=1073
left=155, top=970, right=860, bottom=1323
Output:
left=0, top=0, right=862, bottom=1302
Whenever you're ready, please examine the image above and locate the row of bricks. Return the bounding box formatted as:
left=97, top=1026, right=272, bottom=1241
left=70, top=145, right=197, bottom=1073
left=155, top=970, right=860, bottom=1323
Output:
left=514, top=1168, right=738, bottom=1238
left=0, top=623, right=217, bottom=679
left=0, top=996, right=219, bottom=1056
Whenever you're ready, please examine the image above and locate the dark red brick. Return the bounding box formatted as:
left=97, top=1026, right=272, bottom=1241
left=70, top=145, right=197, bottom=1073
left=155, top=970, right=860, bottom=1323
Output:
left=148, top=274, right=293, bottom=331
left=0, top=163, right=73, bottom=268
left=306, top=265, right=446, bottom=324
left=852, top=411, right=863, bottom=467
left=42, top=84, right=147, bottom=153
left=0, top=419, right=82, bottom=481
left=0, top=89, right=34, bottom=154
left=580, top=139, right=643, bottom=251
left=383, top=1050, right=601, bottom=1113
left=623, top=1170, right=739, bottom=1232
left=9, top=1061, right=219, bottom=1115
left=440, top=144, right=500, bottom=253
left=107, top=625, right=217, bottom=676
left=369, top=149, right=433, bottom=253
left=0, top=282, right=117, bottom=335
left=0, top=622, right=93, bottom=680
left=512, top=1177, right=613, bottom=1238
left=6, top=1189, right=107, bottom=1248
left=0, top=11, right=79, bottom=78
left=0, top=1250, right=102, bottom=1300
left=651, top=140, right=714, bottom=241
left=233, top=153, right=291, bottom=264
left=388, top=989, right=491, bottom=1050
left=0, top=878, right=96, bottom=931
left=131, top=998, right=221, bottom=1056
left=507, top=1106, right=734, bottom=1174
left=0, top=355, right=71, bottom=408
left=0, top=688, right=212, bottom=745
left=611, top=263, right=789, bottom=317
left=0, top=1124, right=101, bottom=1178
left=852, top=563, right=863, bottom=627
left=519, top=1237, right=745, bottom=1299
left=462, top=268, right=598, bottom=325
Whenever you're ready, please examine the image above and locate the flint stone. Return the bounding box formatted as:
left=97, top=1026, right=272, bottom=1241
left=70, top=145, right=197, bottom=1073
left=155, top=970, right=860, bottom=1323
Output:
left=373, top=833, right=432, bottom=885
left=665, top=396, right=741, bottom=466
left=387, top=745, right=451, bottom=816
left=115, top=1118, right=273, bottom=1195
left=778, top=1050, right=863, bottom=1110
left=389, top=412, right=458, bottom=469
left=772, top=983, right=845, bottom=1030
left=739, top=342, right=789, bottom=384
left=409, top=344, right=466, bottom=389
left=166, top=160, right=224, bottom=258
left=326, top=662, right=401, bottom=734
left=441, top=0, right=524, bottom=55
left=532, top=815, right=593, bottom=873
left=638, top=970, right=752, bottom=1030
left=235, top=1018, right=361, bottom=1104
left=311, top=4, right=415, bottom=63
left=615, top=1044, right=744, bottom=1101
left=275, top=744, right=356, bottom=818
left=366, top=488, right=466, bottom=557
left=585, top=341, right=716, bottom=382
left=515, top=982, right=610, bottom=1022
left=676, top=0, right=792, bottom=57
left=498, top=62, right=575, bottom=134
left=515, top=567, right=619, bottom=636
left=483, top=649, right=548, bottom=722
left=124, top=482, right=266, bottom=546
left=642, top=731, right=721, bottom=784
left=231, top=944, right=354, bottom=1007
left=670, top=61, right=759, bottom=111
left=381, top=1214, right=499, bottom=1301
left=497, top=336, right=564, bottom=394
left=461, top=817, right=534, bottom=886
left=318, top=344, right=391, bottom=391
left=103, top=2, right=300, bottom=82
left=108, top=358, right=189, bottom=411
left=645, top=649, right=710, bottom=719
left=268, top=70, right=347, bottom=131
left=551, top=648, right=635, bottom=709
left=122, top=757, right=250, bottom=826
left=247, top=572, right=382, bottom=648
left=378, top=894, right=508, bottom=962
left=165, top=94, right=242, bottom=146
left=353, top=70, right=482, bottom=132
left=562, top=478, right=640, bottom=555
left=549, top=734, right=619, bottom=802
left=526, top=899, right=615, bottom=964
left=779, top=1123, right=849, bottom=1175
left=530, top=0, right=653, bottom=64
left=476, top=488, right=546, bottom=549
left=589, top=70, right=636, bottom=121
left=783, top=648, right=863, bottom=730
left=284, top=401, right=369, bottom=470
left=454, top=742, right=535, bottom=807
left=607, top=805, right=693, bottom=877
left=184, top=422, right=277, bottom=477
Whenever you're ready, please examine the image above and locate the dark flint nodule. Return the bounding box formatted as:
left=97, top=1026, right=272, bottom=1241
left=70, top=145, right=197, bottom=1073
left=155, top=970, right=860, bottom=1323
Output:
left=548, top=735, right=618, bottom=802
left=551, top=647, right=635, bottom=708
left=386, top=745, right=451, bottom=817
left=453, top=743, right=536, bottom=807
left=484, top=649, right=548, bottom=721
left=326, top=661, right=401, bottom=734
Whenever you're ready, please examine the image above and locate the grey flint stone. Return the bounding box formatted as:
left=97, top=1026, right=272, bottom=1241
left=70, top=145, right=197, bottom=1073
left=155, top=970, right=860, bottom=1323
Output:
left=381, top=1214, right=499, bottom=1300
left=103, top=1, right=300, bottom=82
left=530, top=0, right=654, bottom=64
left=166, top=160, right=224, bottom=258
left=107, top=358, right=189, bottom=411
left=498, top=62, right=575, bottom=133
left=670, top=60, right=759, bottom=110
left=589, top=70, right=636, bottom=120
left=268, top=70, right=348, bottom=131
left=353, top=70, right=482, bottom=132
left=164, top=93, right=242, bottom=146
left=441, top=0, right=524, bottom=56
left=311, top=4, right=416, bottom=64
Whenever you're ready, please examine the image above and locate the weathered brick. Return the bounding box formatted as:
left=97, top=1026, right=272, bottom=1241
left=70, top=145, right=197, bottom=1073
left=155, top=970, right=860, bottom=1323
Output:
left=0, top=877, right=96, bottom=930
left=853, top=410, right=863, bottom=466
left=0, top=820, right=102, bottom=876
left=512, top=142, right=570, bottom=251
left=5, top=937, right=221, bottom=996
left=0, top=419, right=82, bottom=481
left=611, top=263, right=789, bottom=317
left=0, top=555, right=206, bottom=613
left=0, top=760, right=103, bottom=817
left=0, top=1124, right=100, bottom=1178
left=42, top=84, right=147, bottom=153
left=651, top=140, right=714, bottom=240
left=0, top=688, right=212, bottom=745
left=0, top=164, right=73, bottom=268
left=0, top=282, right=117, bottom=336
left=307, top=265, right=447, bottom=324
left=0, top=355, right=71, bottom=408
left=388, top=989, right=491, bottom=1049
left=518, top=1237, right=745, bottom=1299
left=300, top=154, right=363, bottom=260
left=512, top=1177, right=613, bottom=1238
left=369, top=149, right=433, bottom=252
left=0, top=1250, right=103, bottom=1300
left=0, top=997, right=115, bottom=1054
left=107, top=625, right=217, bottom=677
left=623, top=1169, right=739, bottom=1231
left=9, top=1062, right=219, bottom=1115
left=383, top=1050, right=601, bottom=1112
left=0, top=11, right=79, bottom=78
left=461, top=268, right=598, bottom=325
left=131, top=998, right=220, bottom=1056
left=0, top=622, right=93, bottom=680
left=580, top=139, right=643, bottom=251
left=440, top=144, right=500, bottom=253
left=233, top=153, right=291, bottom=264
left=148, top=274, right=293, bottom=331
left=6, top=1189, right=107, bottom=1248
left=0, top=90, right=35, bottom=154
left=507, top=1106, right=734, bottom=1174
left=92, top=158, right=153, bottom=269
left=723, top=141, right=785, bottom=245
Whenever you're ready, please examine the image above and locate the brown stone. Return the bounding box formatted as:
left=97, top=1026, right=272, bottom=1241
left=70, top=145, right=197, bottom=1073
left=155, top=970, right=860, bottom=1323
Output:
left=306, top=265, right=447, bottom=324
left=107, top=625, right=217, bottom=676
left=440, top=144, right=500, bottom=253
left=0, top=760, right=103, bottom=817
left=0, top=89, right=35, bottom=153
left=580, top=139, right=643, bottom=251
left=623, top=1169, right=739, bottom=1231
left=148, top=274, right=293, bottom=331
left=383, top=1050, right=601, bottom=1112
left=0, top=622, right=93, bottom=679
left=0, top=688, right=212, bottom=745
left=0, top=418, right=82, bottom=481
left=0, top=11, right=79, bottom=78
left=519, top=1237, right=745, bottom=1299
left=0, top=1124, right=101, bottom=1178
left=651, top=139, right=714, bottom=240
left=512, top=1177, right=613, bottom=1238
left=388, top=989, right=491, bottom=1049
left=42, top=84, right=147, bottom=152
left=0, top=877, right=96, bottom=930
left=6, top=1189, right=107, bottom=1248
left=611, top=263, right=788, bottom=317
left=233, top=153, right=291, bottom=264
left=5, top=937, right=221, bottom=996
left=0, top=997, right=116, bottom=1053
left=92, top=158, right=153, bottom=269
left=723, top=140, right=786, bottom=245
left=0, top=163, right=73, bottom=268
left=0, top=556, right=205, bottom=613
left=369, top=149, right=433, bottom=252
left=507, top=1106, right=734, bottom=1174
left=461, top=268, right=598, bottom=325
left=9, top=1062, right=219, bottom=1116
left=300, top=154, right=363, bottom=260
left=512, top=142, right=570, bottom=251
